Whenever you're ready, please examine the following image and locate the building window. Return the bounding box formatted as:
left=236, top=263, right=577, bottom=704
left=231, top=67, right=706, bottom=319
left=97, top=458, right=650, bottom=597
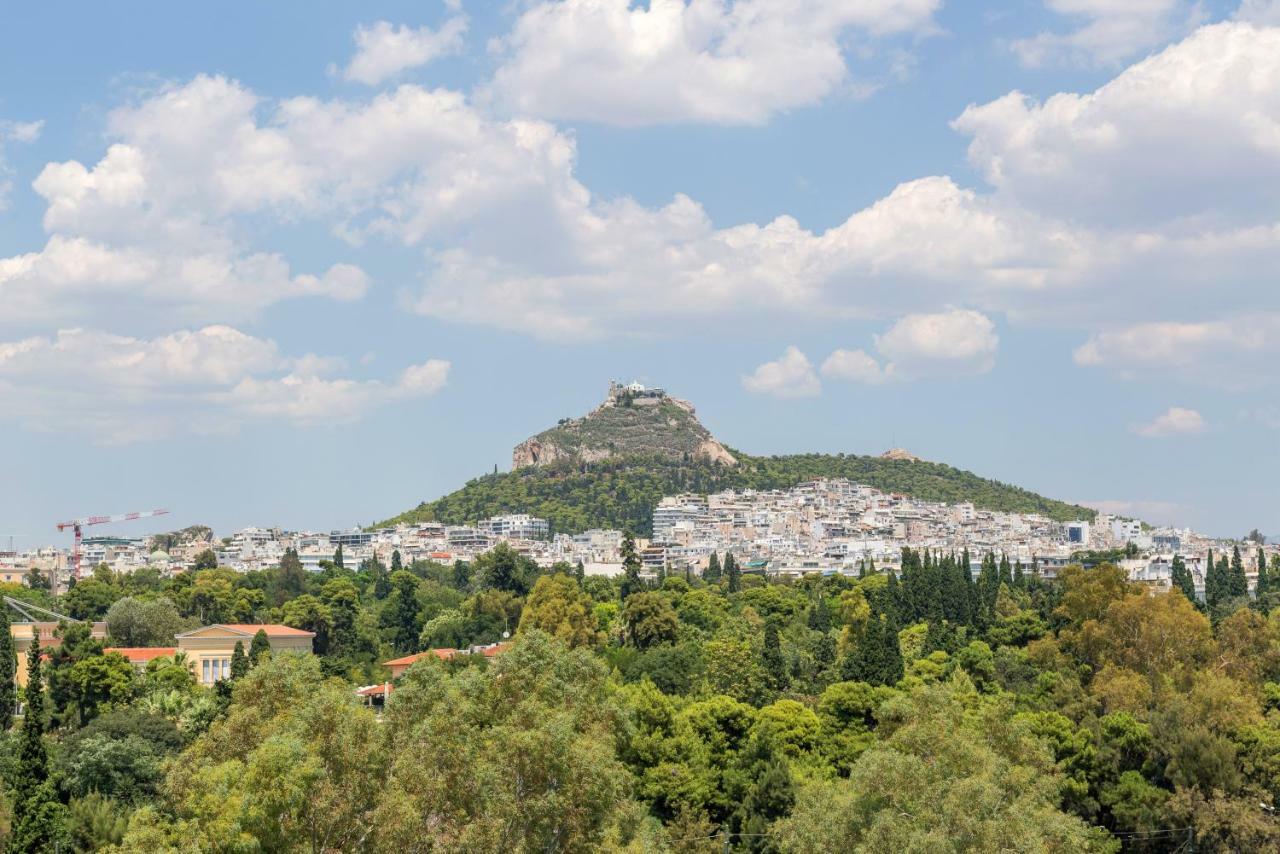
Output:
left=202, top=659, right=211, bottom=684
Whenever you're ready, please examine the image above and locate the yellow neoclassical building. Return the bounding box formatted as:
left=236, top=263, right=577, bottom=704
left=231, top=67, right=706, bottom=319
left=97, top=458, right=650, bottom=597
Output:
left=11, top=621, right=108, bottom=686
left=174, top=624, right=315, bottom=685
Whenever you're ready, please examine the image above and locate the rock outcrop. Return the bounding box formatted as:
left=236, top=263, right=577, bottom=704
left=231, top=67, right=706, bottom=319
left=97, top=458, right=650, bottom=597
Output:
left=512, top=382, right=737, bottom=470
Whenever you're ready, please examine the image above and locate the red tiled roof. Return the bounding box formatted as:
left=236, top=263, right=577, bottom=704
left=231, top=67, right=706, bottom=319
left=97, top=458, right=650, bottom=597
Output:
left=384, top=650, right=451, bottom=667
left=481, top=642, right=512, bottom=657
left=105, top=647, right=177, bottom=663
left=356, top=683, right=393, bottom=697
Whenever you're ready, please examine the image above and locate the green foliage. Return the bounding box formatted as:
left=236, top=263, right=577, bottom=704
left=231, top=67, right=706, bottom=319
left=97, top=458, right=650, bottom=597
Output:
left=375, top=452, right=1095, bottom=535
left=0, top=602, right=14, bottom=731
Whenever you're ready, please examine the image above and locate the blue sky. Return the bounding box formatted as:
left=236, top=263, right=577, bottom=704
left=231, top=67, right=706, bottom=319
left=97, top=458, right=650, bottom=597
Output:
left=1, top=0, right=1277, bottom=545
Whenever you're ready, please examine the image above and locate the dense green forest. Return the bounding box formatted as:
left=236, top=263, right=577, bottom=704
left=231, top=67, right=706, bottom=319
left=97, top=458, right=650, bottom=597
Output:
left=375, top=452, right=1095, bottom=534
left=5, top=543, right=1280, bottom=852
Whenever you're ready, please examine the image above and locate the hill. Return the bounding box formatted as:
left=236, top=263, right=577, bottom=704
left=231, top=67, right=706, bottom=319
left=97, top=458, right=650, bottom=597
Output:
left=512, top=381, right=735, bottom=469
left=375, top=452, right=1095, bottom=536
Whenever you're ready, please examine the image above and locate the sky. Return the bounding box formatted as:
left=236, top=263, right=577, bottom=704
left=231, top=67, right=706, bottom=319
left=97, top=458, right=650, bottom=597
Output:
left=1, top=0, right=1278, bottom=546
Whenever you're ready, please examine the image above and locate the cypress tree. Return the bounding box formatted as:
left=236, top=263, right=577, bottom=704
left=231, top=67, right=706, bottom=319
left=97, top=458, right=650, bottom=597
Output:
left=1230, top=546, right=1248, bottom=598
left=880, top=609, right=904, bottom=685
left=333, top=543, right=345, bottom=570
left=249, top=628, right=271, bottom=664
left=0, top=602, right=14, bottom=730
left=1204, top=549, right=1222, bottom=609
left=841, top=614, right=881, bottom=684
left=620, top=531, right=642, bottom=599
left=705, top=552, right=721, bottom=582
left=807, top=596, right=831, bottom=632
left=1171, top=554, right=1197, bottom=604
left=11, top=641, right=66, bottom=851
left=725, top=552, right=741, bottom=594
left=762, top=620, right=788, bottom=692
left=574, top=560, right=586, bottom=585
left=230, top=640, right=249, bottom=680
left=391, top=549, right=402, bottom=572
left=998, top=553, right=1013, bottom=587
left=1256, top=548, right=1268, bottom=600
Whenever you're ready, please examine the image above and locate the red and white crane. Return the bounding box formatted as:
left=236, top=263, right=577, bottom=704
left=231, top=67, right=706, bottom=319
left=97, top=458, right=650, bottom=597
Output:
left=56, top=509, right=170, bottom=580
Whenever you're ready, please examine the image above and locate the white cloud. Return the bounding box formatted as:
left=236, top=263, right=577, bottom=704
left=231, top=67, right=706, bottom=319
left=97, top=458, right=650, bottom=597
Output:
left=822, top=309, right=998, bottom=383
left=342, top=17, right=468, bottom=86
left=875, top=309, right=999, bottom=379
left=1132, top=406, right=1207, bottom=438
left=486, top=0, right=940, bottom=126
left=6, top=21, right=1280, bottom=395
left=0, top=119, right=42, bottom=210
left=0, top=326, right=448, bottom=442
left=957, top=23, right=1280, bottom=227
left=821, top=348, right=885, bottom=384
left=742, top=346, right=821, bottom=398
left=1011, top=0, right=1203, bottom=68
left=1074, top=316, right=1280, bottom=384
left=1236, top=0, right=1280, bottom=25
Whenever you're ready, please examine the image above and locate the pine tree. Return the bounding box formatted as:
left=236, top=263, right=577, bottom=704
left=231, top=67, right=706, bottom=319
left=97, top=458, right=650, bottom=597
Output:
left=705, top=552, right=721, bottom=582
left=391, top=549, right=402, bottom=573
left=249, top=628, right=271, bottom=664
left=574, top=560, right=586, bottom=584
left=725, top=552, right=741, bottom=594
left=451, top=560, right=470, bottom=592
left=11, top=641, right=66, bottom=851
left=333, top=543, right=345, bottom=570
left=0, top=602, right=14, bottom=730
left=230, top=640, right=249, bottom=679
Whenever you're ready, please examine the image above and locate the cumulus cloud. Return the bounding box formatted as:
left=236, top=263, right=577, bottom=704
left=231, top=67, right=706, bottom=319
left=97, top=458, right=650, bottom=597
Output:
left=6, top=20, right=1280, bottom=390
left=487, top=0, right=940, bottom=125
left=1010, top=0, right=1203, bottom=68
left=1074, top=316, right=1280, bottom=384
left=0, top=119, right=42, bottom=209
left=875, top=309, right=999, bottom=379
left=957, top=23, right=1280, bottom=228
left=822, top=309, right=998, bottom=383
left=821, top=348, right=885, bottom=384
left=1132, top=406, right=1207, bottom=438
left=0, top=326, right=448, bottom=442
left=341, top=17, right=468, bottom=86
left=742, top=346, right=821, bottom=398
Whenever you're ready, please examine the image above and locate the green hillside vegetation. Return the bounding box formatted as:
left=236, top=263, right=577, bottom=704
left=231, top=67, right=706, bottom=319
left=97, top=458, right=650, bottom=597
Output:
left=7, top=548, right=1280, bottom=851
left=376, top=452, right=1095, bottom=534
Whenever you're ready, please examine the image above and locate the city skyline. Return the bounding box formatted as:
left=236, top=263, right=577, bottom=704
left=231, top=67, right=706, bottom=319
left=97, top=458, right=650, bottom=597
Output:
left=3, top=0, right=1279, bottom=542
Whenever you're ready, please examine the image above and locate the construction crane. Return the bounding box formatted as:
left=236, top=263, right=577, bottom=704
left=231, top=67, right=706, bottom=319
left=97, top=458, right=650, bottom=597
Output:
left=56, top=509, right=169, bottom=580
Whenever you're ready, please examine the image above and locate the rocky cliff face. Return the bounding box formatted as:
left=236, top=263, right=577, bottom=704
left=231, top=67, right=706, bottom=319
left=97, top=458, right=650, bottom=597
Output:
left=512, top=386, right=736, bottom=470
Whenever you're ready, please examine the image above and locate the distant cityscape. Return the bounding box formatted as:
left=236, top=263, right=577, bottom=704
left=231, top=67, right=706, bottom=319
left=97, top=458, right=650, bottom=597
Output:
left=4, top=478, right=1272, bottom=600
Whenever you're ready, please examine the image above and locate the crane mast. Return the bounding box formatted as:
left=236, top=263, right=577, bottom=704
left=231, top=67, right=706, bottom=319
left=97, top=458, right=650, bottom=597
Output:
left=56, top=509, right=170, bottom=580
